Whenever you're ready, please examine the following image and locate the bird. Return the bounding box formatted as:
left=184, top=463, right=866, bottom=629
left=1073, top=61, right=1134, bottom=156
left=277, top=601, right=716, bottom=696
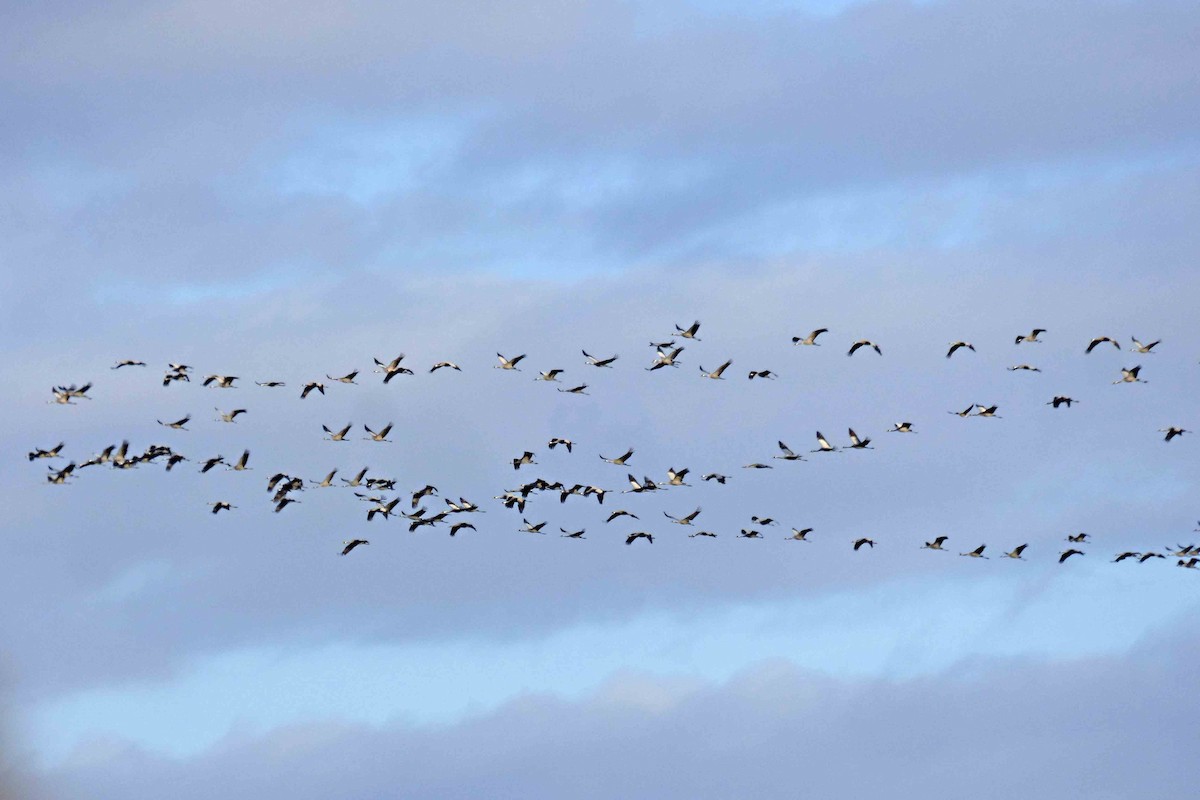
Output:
left=1113, top=366, right=1145, bottom=384
left=215, top=408, right=247, bottom=423
left=739, top=529, right=763, bottom=539
left=1059, top=549, right=1085, bottom=563
left=847, top=429, right=873, bottom=449
left=1160, top=427, right=1189, bottom=442
left=536, top=369, right=565, bottom=382
left=853, top=538, right=875, bottom=551
left=256, top=380, right=286, bottom=387
left=202, top=375, right=238, bottom=388
left=327, top=370, right=359, bottom=384
left=743, top=463, right=773, bottom=469
left=1001, top=544, right=1028, bottom=560
left=663, top=507, right=701, bottom=525
left=558, top=384, right=589, bottom=395
left=888, top=422, right=916, bottom=433
left=27, top=442, right=64, bottom=461
left=975, top=405, right=1002, bottom=418
left=699, top=360, right=733, bottom=380
left=792, top=328, right=828, bottom=346
left=1178, top=558, right=1200, bottom=570
left=946, top=341, right=975, bottom=358
left=1130, top=337, right=1161, bottom=353
left=1086, top=336, right=1120, bottom=353
left=847, top=340, right=882, bottom=357
left=200, top=456, right=225, bottom=474
left=310, top=470, right=338, bottom=488
left=495, top=353, right=526, bottom=370
left=922, top=536, right=949, bottom=551
left=690, top=531, right=718, bottom=538
left=748, top=370, right=778, bottom=380
left=1138, top=552, right=1166, bottom=563
left=950, top=404, right=976, bottom=418
left=773, top=441, right=804, bottom=461
left=228, top=450, right=251, bottom=471
left=1067, top=532, right=1090, bottom=543
left=674, top=320, right=701, bottom=340
left=341, top=468, right=369, bottom=488
left=787, top=528, right=813, bottom=541
left=157, top=415, right=191, bottom=430
left=209, top=501, right=236, bottom=514
left=1047, top=396, right=1078, bottom=408
left=111, top=359, right=146, bottom=369
left=512, top=451, right=537, bottom=470
left=449, top=522, right=477, bottom=536
left=559, top=527, right=586, bottom=539
left=300, top=382, right=326, bottom=399
left=600, top=448, right=634, bottom=465
left=1112, top=552, right=1141, bottom=563
left=646, top=346, right=684, bottom=371
left=323, top=423, right=353, bottom=442
left=363, top=423, right=394, bottom=443
left=811, top=432, right=838, bottom=453
left=702, top=473, right=728, bottom=484
left=750, top=516, right=778, bottom=526
left=1015, top=329, right=1046, bottom=344
left=373, top=354, right=406, bottom=374
left=411, top=484, right=438, bottom=507
left=624, top=474, right=660, bottom=493
left=46, top=463, right=76, bottom=484
left=367, top=499, right=401, bottom=521
left=582, top=350, right=618, bottom=368
left=960, top=545, right=988, bottom=559
left=274, top=497, right=300, bottom=513
left=1008, top=364, right=1041, bottom=372
left=606, top=510, right=638, bottom=523
left=341, top=539, right=369, bottom=556
left=548, top=437, right=574, bottom=452
left=665, top=467, right=691, bottom=486
left=625, top=531, right=654, bottom=545
left=429, top=361, right=462, bottom=373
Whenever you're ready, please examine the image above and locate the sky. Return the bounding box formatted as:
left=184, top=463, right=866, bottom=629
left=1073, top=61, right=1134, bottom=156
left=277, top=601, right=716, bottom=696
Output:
left=2, top=0, right=1200, bottom=797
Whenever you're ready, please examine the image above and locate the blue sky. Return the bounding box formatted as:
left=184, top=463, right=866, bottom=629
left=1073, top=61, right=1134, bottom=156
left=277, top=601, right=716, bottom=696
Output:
left=2, top=1, right=1199, bottom=797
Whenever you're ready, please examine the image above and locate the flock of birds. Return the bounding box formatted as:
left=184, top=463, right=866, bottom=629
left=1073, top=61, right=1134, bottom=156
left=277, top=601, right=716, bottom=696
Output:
left=30, top=322, right=1199, bottom=568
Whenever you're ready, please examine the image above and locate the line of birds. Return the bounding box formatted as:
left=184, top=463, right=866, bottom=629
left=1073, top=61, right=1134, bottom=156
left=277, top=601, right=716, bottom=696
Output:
left=33, top=324, right=1195, bottom=559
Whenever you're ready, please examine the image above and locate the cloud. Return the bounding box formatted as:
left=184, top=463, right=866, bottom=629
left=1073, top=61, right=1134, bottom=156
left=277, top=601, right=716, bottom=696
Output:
left=32, top=619, right=1200, bottom=799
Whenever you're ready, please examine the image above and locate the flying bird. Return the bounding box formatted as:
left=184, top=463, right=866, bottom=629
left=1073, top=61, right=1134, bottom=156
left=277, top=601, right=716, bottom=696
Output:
left=853, top=538, right=875, bottom=551
left=699, top=360, right=732, bottom=380
left=215, top=408, right=247, bottom=423
left=430, top=361, right=462, bottom=373
left=1059, top=549, right=1085, bottom=563
left=1160, top=427, right=1189, bottom=442
left=202, top=375, right=238, bottom=388
left=946, top=341, right=976, bottom=358
left=960, top=545, right=988, bottom=559
left=327, top=370, right=359, bottom=384
left=495, top=353, right=526, bottom=370
left=888, top=422, right=916, bottom=433
left=625, top=531, right=654, bottom=545
left=341, top=539, right=369, bottom=556
left=787, top=528, right=813, bottom=541
left=811, top=432, right=838, bottom=453
left=601, top=448, right=634, bottom=465
left=1015, top=329, right=1046, bottom=344
left=674, top=320, right=701, bottom=340
left=1047, top=396, right=1078, bottom=408
left=847, top=340, right=882, bottom=357
left=1002, top=544, right=1028, bottom=560
left=364, top=423, right=394, bottom=443
left=582, top=350, right=618, bottom=368
left=1086, top=336, right=1120, bottom=353
left=548, top=437, right=574, bottom=452
left=300, top=382, right=326, bottom=399
left=111, top=359, right=146, bottom=369
left=209, top=501, right=236, bottom=514
left=157, top=415, right=191, bottom=430
left=663, top=507, right=702, bottom=525
left=1113, top=366, right=1145, bottom=384
left=747, top=370, right=778, bottom=380
left=922, top=536, right=949, bottom=551
left=1130, top=337, right=1161, bottom=353
left=323, top=423, right=353, bottom=442
left=792, top=328, right=828, bottom=346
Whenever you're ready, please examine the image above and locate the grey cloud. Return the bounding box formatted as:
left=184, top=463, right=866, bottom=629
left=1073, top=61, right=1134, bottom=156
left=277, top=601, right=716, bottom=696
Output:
left=33, top=621, right=1200, bottom=799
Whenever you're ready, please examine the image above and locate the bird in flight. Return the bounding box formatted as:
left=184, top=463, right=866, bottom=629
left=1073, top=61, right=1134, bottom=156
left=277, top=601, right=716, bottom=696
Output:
left=1086, top=336, right=1120, bottom=353
left=847, top=340, right=882, bottom=357
left=582, top=350, right=618, bottom=368
left=341, top=539, right=369, bottom=556
left=946, top=341, right=976, bottom=359
left=792, top=328, right=828, bottom=346
left=1015, top=328, right=1046, bottom=344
